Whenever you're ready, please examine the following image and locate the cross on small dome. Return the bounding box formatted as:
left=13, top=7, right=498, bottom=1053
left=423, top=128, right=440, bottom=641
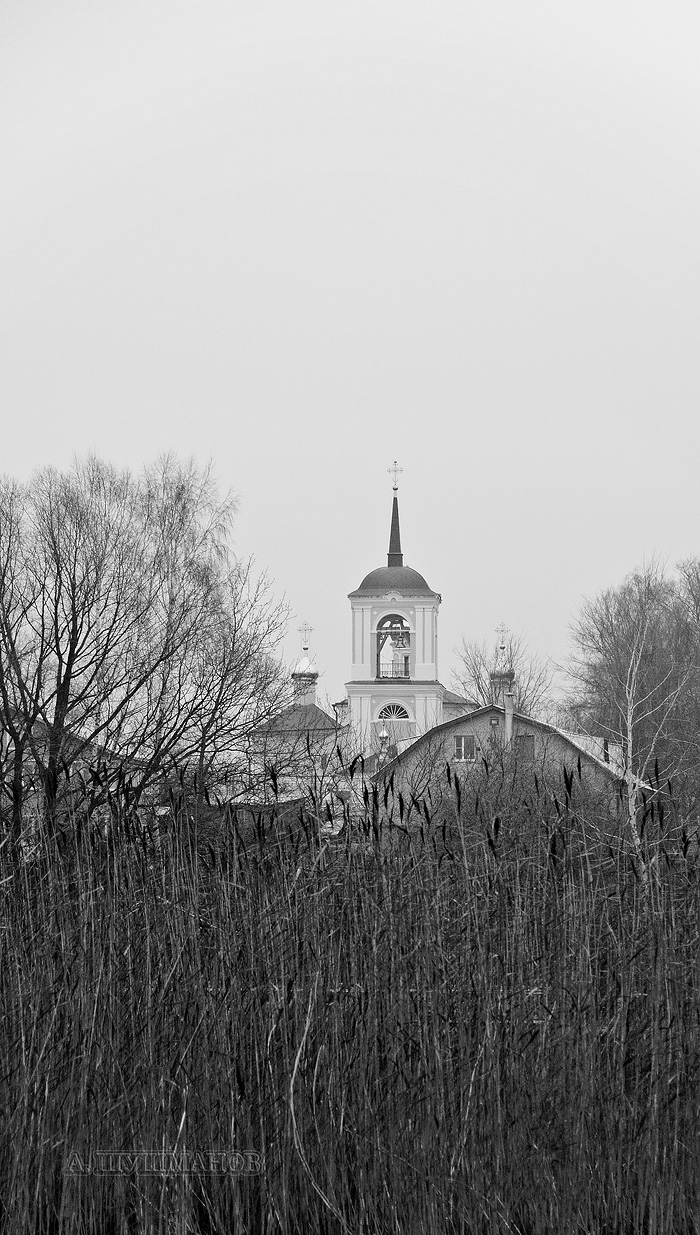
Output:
left=298, top=621, right=314, bottom=651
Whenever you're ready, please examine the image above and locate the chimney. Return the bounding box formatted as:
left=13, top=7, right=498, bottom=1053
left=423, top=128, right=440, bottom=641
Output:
left=504, top=691, right=514, bottom=746
left=490, top=666, right=516, bottom=746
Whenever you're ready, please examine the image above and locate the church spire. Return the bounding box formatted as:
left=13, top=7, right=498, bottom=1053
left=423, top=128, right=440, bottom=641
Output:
left=387, top=459, right=404, bottom=567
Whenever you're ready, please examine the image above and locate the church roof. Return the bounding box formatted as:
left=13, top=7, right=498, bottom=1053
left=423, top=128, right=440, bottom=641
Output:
left=442, top=689, right=478, bottom=709
left=259, top=702, right=337, bottom=736
left=388, top=489, right=402, bottom=567
left=349, top=483, right=437, bottom=597
left=291, top=654, right=318, bottom=679
left=349, top=564, right=436, bottom=597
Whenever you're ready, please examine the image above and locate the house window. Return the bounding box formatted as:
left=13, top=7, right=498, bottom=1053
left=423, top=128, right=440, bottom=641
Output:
left=515, top=733, right=535, bottom=761
left=455, top=735, right=476, bottom=762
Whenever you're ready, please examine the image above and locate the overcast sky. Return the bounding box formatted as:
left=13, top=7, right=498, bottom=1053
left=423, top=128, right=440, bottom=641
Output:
left=1, top=2, right=699, bottom=705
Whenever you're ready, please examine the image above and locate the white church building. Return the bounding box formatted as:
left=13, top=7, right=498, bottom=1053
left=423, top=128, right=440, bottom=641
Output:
left=335, top=471, right=472, bottom=756
left=240, top=465, right=620, bottom=805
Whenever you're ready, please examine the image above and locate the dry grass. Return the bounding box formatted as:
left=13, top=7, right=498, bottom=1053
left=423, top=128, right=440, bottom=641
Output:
left=0, top=774, right=699, bottom=1233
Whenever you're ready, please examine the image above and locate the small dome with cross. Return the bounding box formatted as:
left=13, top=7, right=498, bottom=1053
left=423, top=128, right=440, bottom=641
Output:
left=291, top=622, right=319, bottom=700
left=291, top=653, right=318, bottom=679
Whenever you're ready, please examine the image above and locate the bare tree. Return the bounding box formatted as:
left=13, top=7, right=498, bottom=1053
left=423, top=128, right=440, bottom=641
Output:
left=567, top=562, right=698, bottom=887
left=453, top=631, right=554, bottom=718
left=179, top=562, right=291, bottom=806
left=0, top=478, right=47, bottom=838
left=0, top=455, right=289, bottom=833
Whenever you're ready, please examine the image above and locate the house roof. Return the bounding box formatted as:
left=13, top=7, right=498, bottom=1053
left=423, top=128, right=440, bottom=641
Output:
left=373, top=704, right=623, bottom=782
left=6, top=713, right=146, bottom=771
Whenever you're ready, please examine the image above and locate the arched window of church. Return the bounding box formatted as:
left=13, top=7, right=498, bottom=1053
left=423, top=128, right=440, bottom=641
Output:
left=378, top=704, right=409, bottom=720
left=375, top=614, right=411, bottom=680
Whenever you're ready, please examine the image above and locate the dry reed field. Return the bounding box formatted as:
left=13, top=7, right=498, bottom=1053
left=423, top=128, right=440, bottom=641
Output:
left=1, top=769, right=699, bottom=1234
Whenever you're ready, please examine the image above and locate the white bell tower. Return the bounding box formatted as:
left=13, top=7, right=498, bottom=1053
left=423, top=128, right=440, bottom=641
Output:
left=345, top=463, right=443, bottom=753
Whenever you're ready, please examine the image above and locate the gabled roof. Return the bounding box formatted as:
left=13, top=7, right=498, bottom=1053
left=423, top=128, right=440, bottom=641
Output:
left=373, top=704, right=623, bottom=782
left=3, top=713, right=145, bottom=771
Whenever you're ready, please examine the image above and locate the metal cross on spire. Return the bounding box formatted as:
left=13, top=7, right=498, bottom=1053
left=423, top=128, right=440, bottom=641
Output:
left=496, top=623, right=510, bottom=654
left=388, top=459, right=403, bottom=491
left=297, top=622, right=313, bottom=650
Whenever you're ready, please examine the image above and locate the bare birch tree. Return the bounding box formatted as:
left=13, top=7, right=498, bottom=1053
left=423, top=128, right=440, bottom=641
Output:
left=568, top=562, right=697, bottom=886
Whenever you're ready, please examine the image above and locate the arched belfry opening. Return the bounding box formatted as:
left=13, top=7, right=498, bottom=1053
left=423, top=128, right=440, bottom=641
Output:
left=375, top=614, right=412, bottom=680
